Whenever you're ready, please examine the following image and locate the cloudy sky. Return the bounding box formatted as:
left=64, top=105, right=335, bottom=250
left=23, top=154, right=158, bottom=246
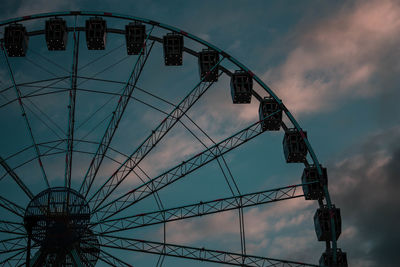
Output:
left=0, top=0, right=399, bottom=266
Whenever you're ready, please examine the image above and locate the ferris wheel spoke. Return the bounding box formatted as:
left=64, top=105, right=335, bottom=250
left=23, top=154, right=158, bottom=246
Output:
left=97, top=234, right=318, bottom=267
left=21, top=88, right=70, bottom=99
left=21, top=77, right=71, bottom=102
left=79, top=27, right=156, bottom=198
left=0, top=248, right=27, bottom=265
left=0, top=76, right=68, bottom=96
left=0, top=220, right=26, bottom=235
left=92, top=111, right=278, bottom=221
left=83, top=80, right=243, bottom=202
left=76, top=54, right=131, bottom=88
left=65, top=23, right=80, bottom=191
left=20, top=84, right=70, bottom=91
left=79, top=235, right=132, bottom=267
left=1, top=142, right=35, bottom=162
left=92, top=183, right=309, bottom=234
left=78, top=24, right=151, bottom=72
left=12, top=249, right=28, bottom=267
left=88, top=56, right=224, bottom=214
left=0, top=77, right=71, bottom=112
left=0, top=78, right=70, bottom=109
left=78, top=42, right=125, bottom=72
left=176, top=107, right=248, bottom=256
left=1, top=139, right=131, bottom=180
left=22, top=100, right=66, bottom=139
left=0, top=156, right=34, bottom=200
left=28, top=247, right=43, bottom=267
left=74, top=88, right=119, bottom=135
left=28, top=48, right=70, bottom=74
left=1, top=43, right=50, bottom=188
left=0, top=195, right=25, bottom=218
left=0, top=236, right=27, bottom=254
left=96, top=248, right=133, bottom=267
left=5, top=140, right=66, bottom=175
left=22, top=57, right=65, bottom=85
left=21, top=43, right=74, bottom=88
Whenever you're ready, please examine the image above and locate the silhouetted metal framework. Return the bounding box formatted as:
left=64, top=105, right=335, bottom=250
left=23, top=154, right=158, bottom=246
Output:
left=93, top=112, right=281, bottom=221
left=0, top=11, right=345, bottom=266
left=95, top=248, right=133, bottom=267
left=0, top=195, right=25, bottom=218
left=1, top=42, right=50, bottom=189
left=0, top=220, right=26, bottom=235
left=65, top=20, right=79, bottom=192
left=87, top=60, right=224, bottom=220
left=79, top=26, right=155, bottom=199
left=98, top=235, right=319, bottom=267
left=93, top=182, right=314, bottom=234
left=0, top=236, right=27, bottom=253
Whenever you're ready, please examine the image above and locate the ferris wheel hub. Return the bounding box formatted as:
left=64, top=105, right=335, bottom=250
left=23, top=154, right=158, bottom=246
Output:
left=23, top=187, right=99, bottom=265
left=24, top=187, right=90, bottom=244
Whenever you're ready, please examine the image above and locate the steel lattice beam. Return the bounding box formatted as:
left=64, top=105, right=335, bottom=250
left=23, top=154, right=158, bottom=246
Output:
left=93, top=183, right=310, bottom=233
left=93, top=111, right=280, bottom=221
left=0, top=157, right=34, bottom=200
left=98, top=235, right=318, bottom=267
left=64, top=27, right=80, bottom=190
left=79, top=27, right=155, bottom=198
left=88, top=57, right=224, bottom=213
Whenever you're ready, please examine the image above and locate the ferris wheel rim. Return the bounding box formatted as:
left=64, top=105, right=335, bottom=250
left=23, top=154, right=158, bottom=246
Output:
left=0, top=10, right=322, bottom=167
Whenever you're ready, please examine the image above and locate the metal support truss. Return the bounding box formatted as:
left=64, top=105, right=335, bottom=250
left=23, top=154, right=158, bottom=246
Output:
left=1, top=43, right=50, bottom=188
left=0, top=156, right=34, bottom=200
left=0, top=196, right=25, bottom=218
left=79, top=26, right=155, bottom=198
left=0, top=220, right=26, bottom=235
left=93, top=182, right=310, bottom=234
left=98, top=234, right=318, bottom=267
left=93, top=110, right=280, bottom=220
left=64, top=25, right=80, bottom=190
left=88, top=56, right=225, bottom=212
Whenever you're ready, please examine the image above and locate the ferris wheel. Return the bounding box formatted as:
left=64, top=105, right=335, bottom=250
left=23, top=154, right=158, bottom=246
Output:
left=0, top=11, right=347, bottom=267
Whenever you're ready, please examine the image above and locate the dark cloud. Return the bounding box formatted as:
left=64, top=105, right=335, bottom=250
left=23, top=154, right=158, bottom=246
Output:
left=329, top=126, right=400, bottom=267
